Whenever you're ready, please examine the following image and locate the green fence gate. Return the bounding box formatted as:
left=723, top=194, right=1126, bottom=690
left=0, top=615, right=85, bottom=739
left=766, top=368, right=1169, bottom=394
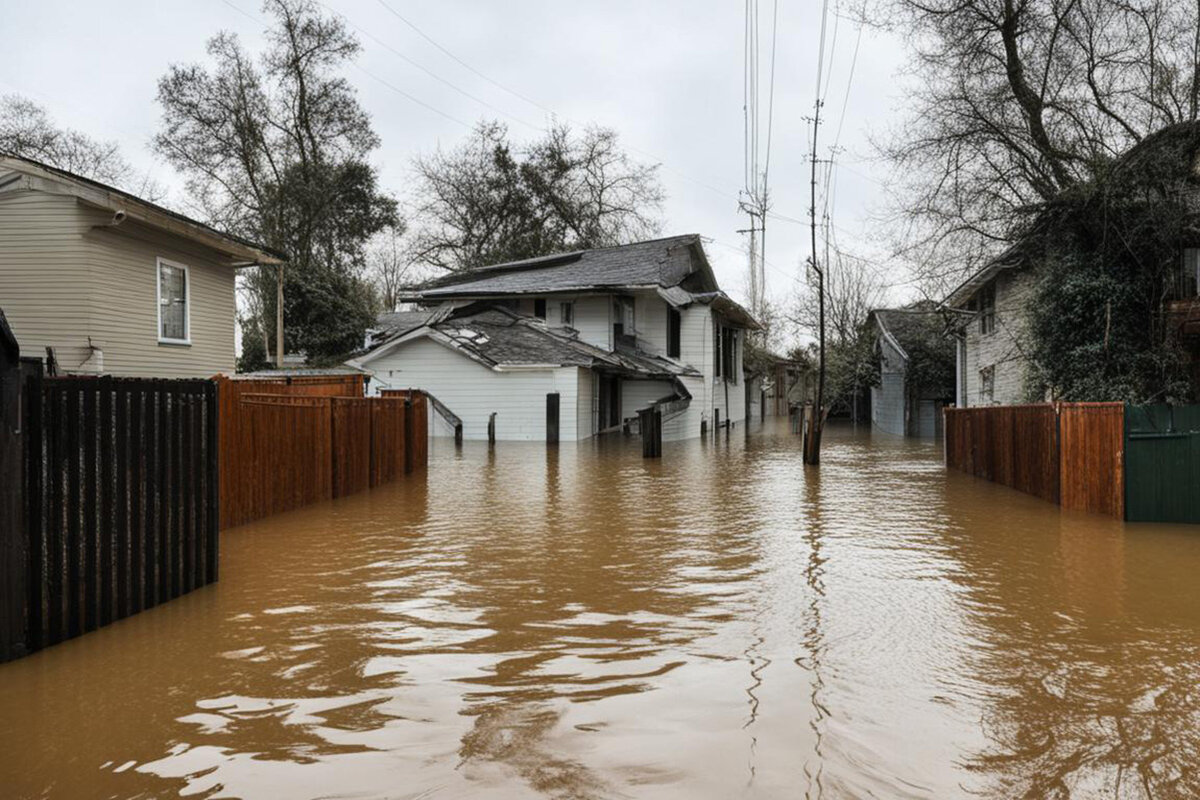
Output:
left=1125, top=405, right=1200, bottom=523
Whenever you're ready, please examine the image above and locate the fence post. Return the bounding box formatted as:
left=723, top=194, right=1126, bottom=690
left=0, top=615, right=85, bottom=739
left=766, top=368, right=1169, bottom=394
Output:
left=546, top=392, right=560, bottom=444
left=0, top=309, right=26, bottom=661
left=404, top=397, right=415, bottom=474
left=488, top=412, right=496, bottom=447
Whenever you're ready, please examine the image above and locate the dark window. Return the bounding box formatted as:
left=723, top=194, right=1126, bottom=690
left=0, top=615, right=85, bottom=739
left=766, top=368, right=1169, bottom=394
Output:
left=560, top=302, right=574, bottom=326
left=722, top=327, right=737, bottom=383
left=613, top=296, right=635, bottom=346
left=1182, top=248, right=1200, bottom=297
left=978, top=283, right=995, bottom=335
left=713, top=322, right=722, bottom=377
left=667, top=308, right=681, bottom=358
left=534, top=298, right=547, bottom=319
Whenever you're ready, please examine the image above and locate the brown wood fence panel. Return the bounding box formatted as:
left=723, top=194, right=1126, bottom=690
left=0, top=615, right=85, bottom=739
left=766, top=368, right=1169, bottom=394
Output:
left=219, top=381, right=427, bottom=529
left=216, top=376, right=360, bottom=529
left=1012, top=405, right=1060, bottom=503
left=409, top=394, right=428, bottom=469
left=1059, top=402, right=1124, bottom=518
left=945, top=402, right=1119, bottom=516
left=17, top=374, right=218, bottom=658
left=371, top=397, right=409, bottom=487
left=331, top=397, right=372, bottom=498
left=227, top=395, right=332, bottom=527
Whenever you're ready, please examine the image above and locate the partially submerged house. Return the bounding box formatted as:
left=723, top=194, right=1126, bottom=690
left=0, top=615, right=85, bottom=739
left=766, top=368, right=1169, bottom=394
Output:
left=945, top=122, right=1200, bottom=406
left=868, top=303, right=955, bottom=436
left=348, top=235, right=759, bottom=441
left=0, top=154, right=284, bottom=377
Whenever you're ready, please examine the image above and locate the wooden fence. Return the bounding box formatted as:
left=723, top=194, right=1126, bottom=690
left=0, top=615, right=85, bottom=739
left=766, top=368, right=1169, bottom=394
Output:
left=944, top=402, right=1124, bottom=517
left=6, top=372, right=219, bottom=660
left=218, top=378, right=428, bottom=529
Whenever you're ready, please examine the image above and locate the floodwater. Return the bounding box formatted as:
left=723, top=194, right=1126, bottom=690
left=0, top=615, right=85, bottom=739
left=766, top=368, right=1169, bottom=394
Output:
left=4, top=422, right=1200, bottom=799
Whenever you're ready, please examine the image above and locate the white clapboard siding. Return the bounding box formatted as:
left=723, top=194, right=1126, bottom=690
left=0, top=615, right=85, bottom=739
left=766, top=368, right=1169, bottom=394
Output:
left=366, top=336, right=584, bottom=441
left=572, top=295, right=611, bottom=349
left=577, top=366, right=594, bottom=438
left=0, top=189, right=238, bottom=377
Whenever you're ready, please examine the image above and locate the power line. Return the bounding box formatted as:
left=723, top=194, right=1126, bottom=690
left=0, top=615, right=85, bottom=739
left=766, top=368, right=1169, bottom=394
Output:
left=374, top=0, right=556, bottom=118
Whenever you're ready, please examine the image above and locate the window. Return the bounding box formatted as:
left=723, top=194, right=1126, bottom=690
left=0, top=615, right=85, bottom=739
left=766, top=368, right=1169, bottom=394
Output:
left=722, top=327, right=737, bottom=383
left=978, top=282, right=996, bottom=335
left=1182, top=248, right=1200, bottom=297
left=560, top=301, right=574, bottom=327
left=533, top=298, right=547, bottom=319
left=713, top=321, right=722, bottom=377
left=157, top=258, right=190, bottom=344
left=979, top=365, right=995, bottom=404
left=667, top=307, right=681, bottom=358
left=613, top=296, right=635, bottom=343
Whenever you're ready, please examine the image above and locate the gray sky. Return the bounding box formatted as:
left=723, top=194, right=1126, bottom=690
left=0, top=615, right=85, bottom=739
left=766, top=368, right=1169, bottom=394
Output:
left=0, top=0, right=911, bottom=322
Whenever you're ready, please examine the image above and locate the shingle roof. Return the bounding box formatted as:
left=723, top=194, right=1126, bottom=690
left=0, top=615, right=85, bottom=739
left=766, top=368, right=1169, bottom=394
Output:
left=404, top=234, right=713, bottom=299
left=357, top=304, right=699, bottom=378
left=872, top=302, right=945, bottom=359
left=367, top=309, right=437, bottom=349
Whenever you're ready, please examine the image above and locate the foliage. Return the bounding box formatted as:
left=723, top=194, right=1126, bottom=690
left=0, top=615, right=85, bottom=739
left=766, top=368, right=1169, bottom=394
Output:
left=237, top=319, right=269, bottom=373
left=869, top=0, right=1200, bottom=295
left=0, top=95, right=162, bottom=199
left=1025, top=127, right=1200, bottom=402
left=410, top=121, right=663, bottom=271
left=155, top=0, right=397, bottom=360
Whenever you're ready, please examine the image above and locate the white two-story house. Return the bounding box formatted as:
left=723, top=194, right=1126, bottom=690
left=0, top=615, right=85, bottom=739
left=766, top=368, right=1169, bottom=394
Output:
left=348, top=235, right=758, bottom=441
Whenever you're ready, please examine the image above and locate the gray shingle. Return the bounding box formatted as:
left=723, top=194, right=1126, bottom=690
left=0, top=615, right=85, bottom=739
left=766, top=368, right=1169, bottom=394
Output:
left=406, top=235, right=710, bottom=298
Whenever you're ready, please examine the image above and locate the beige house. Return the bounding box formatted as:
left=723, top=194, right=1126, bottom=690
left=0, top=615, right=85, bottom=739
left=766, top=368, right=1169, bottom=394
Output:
left=0, top=155, right=284, bottom=378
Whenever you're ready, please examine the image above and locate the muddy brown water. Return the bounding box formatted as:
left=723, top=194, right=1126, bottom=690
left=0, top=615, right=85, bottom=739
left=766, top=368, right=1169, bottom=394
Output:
left=4, top=420, right=1200, bottom=799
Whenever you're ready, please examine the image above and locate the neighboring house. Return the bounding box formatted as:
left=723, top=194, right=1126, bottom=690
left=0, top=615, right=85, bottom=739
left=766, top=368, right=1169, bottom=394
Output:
left=944, top=245, right=1040, bottom=407
left=945, top=122, right=1200, bottom=406
left=348, top=235, right=759, bottom=441
left=868, top=304, right=955, bottom=437
left=0, top=154, right=284, bottom=377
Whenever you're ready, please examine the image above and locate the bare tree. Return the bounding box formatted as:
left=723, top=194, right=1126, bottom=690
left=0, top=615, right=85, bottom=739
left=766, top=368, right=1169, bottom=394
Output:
left=0, top=95, right=162, bottom=199
left=868, top=0, right=1200, bottom=295
left=410, top=121, right=663, bottom=272
left=367, top=225, right=422, bottom=313
left=155, top=0, right=397, bottom=360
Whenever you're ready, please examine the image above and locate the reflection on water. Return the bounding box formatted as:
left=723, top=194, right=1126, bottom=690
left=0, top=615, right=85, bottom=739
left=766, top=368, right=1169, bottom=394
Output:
left=4, top=420, right=1200, bottom=798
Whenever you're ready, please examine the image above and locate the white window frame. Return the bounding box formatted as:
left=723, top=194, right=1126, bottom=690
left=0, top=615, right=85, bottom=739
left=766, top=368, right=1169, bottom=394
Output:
left=156, top=257, right=191, bottom=345
left=560, top=301, right=575, bottom=327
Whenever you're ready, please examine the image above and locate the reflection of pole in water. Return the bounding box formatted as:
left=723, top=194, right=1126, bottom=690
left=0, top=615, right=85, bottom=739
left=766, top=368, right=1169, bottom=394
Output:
left=798, top=460, right=829, bottom=798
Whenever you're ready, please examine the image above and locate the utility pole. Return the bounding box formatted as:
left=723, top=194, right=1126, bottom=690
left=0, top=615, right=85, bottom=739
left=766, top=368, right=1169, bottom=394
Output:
left=276, top=263, right=285, bottom=369
left=804, top=99, right=825, bottom=466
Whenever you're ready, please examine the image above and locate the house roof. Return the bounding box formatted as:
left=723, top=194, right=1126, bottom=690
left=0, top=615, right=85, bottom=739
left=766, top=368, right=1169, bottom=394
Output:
left=870, top=302, right=945, bottom=361
left=366, top=309, right=438, bottom=349
left=402, top=234, right=716, bottom=299
left=352, top=304, right=700, bottom=379
left=400, top=234, right=760, bottom=329
left=0, top=153, right=287, bottom=265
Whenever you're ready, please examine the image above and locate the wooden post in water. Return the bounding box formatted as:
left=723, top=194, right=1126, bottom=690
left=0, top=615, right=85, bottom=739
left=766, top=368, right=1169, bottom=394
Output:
left=487, top=413, right=496, bottom=447
left=639, top=407, right=662, bottom=458
left=546, top=393, right=560, bottom=444
left=0, top=310, right=26, bottom=662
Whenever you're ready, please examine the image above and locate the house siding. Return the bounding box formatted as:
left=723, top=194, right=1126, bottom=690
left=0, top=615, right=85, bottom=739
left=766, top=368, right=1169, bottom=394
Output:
left=84, top=210, right=237, bottom=377
left=0, top=191, right=93, bottom=369
left=365, top=337, right=583, bottom=441
left=962, top=267, right=1040, bottom=406
left=0, top=189, right=238, bottom=377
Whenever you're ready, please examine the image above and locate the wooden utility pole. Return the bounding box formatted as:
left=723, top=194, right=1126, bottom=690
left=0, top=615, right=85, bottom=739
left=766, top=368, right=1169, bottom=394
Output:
left=804, top=100, right=826, bottom=465
left=276, top=263, right=285, bottom=368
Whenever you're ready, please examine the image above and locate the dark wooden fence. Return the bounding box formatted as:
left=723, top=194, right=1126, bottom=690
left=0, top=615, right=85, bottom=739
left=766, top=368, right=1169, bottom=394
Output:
left=6, top=372, right=219, bottom=660
left=218, top=379, right=428, bottom=530
left=944, top=402, right=1124, bottom=518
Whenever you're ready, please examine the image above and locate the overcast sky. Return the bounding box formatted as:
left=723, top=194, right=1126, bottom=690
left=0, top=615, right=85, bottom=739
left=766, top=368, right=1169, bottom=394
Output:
left=0, top=0, right=911, bottom=320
